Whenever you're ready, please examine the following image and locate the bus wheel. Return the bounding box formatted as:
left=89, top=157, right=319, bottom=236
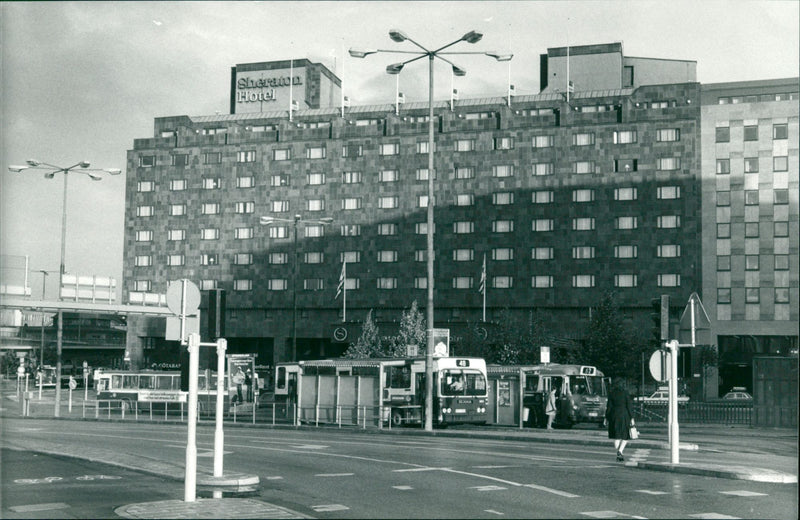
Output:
left=391, top=409, right=403, bottom=427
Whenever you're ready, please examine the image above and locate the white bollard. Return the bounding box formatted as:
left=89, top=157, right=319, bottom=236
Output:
left=213, top=338, right=226, bottom=478
left=184, top=333, right=200, bottom=502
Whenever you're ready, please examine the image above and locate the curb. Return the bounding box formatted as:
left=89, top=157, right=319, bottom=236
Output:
left=197, top=472, right=260, bottom=487
left=632, top=461, right=798, bottom=484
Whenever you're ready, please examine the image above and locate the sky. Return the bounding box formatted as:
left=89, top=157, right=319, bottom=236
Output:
left=1, top=0, right=798, bottom=302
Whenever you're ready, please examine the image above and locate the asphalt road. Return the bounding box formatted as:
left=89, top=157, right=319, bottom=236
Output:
left=2, top=419, right=796, bottom=519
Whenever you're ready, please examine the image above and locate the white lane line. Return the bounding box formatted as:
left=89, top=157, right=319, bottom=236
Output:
left=311, top=504, right=350, bottom=512
left=473, top=465, right=520, bottom=469
left=265, top=476, right=284, bottom=480
left=315, top=473, right=354, bottom=477
left=688, top=514, right=740, bottom=519
left=393, top=485, right=414, bottom=490
left=580, top=512, right=646, bottom=519
left=289, top=444, right=329, bottom=449
left=719, top=490, right=768, bottom=497
left=197, top=450, right=232, bottom=457
left=393, top=467, right=441, bottom=472
left=636, top=490, right=669, bottom=495
left=10, top=503, right=70, bottom=512
left=485, top=510, right=505, bottom=515
left=471, top=485, right=508, bottom=491
left=525, top=482, right=580, bottom=498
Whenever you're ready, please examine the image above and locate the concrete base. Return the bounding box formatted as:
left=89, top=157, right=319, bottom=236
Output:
left=196, top=472, right=260, bottom=487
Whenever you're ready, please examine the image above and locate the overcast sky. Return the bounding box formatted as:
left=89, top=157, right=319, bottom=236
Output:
left=1, top=0, right=798, bottom=301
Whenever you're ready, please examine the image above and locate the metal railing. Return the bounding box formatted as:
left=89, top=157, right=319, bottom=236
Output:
left=633, top=402, right=752, bottom=425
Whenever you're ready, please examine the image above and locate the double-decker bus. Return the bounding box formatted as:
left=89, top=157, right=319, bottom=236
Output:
left=275, top=356, right=489, bottom=427
left=93, top=369, right=226, bottom=412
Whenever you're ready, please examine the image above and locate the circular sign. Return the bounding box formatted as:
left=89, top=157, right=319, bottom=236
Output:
left=475, top=327, right=488, bottom=340
left=166, top=279, right=201, bottom=316
left=68, top=377, right=77, bottom=390
left=649, top=350, right=671, bottom=382
left=333, top=327, right=348, bottom=342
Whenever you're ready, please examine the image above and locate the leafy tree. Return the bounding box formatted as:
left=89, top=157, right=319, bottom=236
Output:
left=483, top=309, right=549, bottom=365
left=384, top=300, right=427, bottom=358
left=342, top=309, right=382, bottom=358
left=582, top=292, right=648, bottom=380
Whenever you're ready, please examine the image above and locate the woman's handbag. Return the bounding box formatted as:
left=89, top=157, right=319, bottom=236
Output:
left=629, top=420, right=640, bottom=440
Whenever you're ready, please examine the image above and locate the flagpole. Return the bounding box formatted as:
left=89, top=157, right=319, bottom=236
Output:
left=341, top=45, right=345, bottom=118
left=395, top=75, right=399, bottom=116
left=289, top=59, right=294, bottom=122
left=566, top=19, right=570, bottom=104
left=481, top=254, right=486, bottom=322
left=343, top=261, right=347, bottom=323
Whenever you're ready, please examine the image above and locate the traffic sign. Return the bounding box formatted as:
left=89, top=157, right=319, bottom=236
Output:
left=649, top=350, right=671, bottom=382
left=166, top=279, right=201, bottom=316
left=68, top=377, right=77, bottom=390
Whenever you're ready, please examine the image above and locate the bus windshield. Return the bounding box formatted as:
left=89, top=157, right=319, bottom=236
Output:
left=571, top=375, right=606, bottom=397
left=441, top=369, right=486, bottom=397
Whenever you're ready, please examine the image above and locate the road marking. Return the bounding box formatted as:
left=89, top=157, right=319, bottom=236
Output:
left=9, top=503, right=70, bottom=512
left=688, top=514, right=740, bottom=519
left=197, top=450, right=232, bottom=457
left=471, top=485, right=508, bottom=492
left=393, top=485, right=414, bottom=490
left=311, top=504, right=349, bottom=512
left=636, top=490, right=669, bottom=495
left=290, top=444, right=329, bottom=449
left=393, top=467, right=441, bottom=472
left=524, top=483, right=580, bottom=498
left=485, top=510, right=505, bottom=515
left=719, top=490, right=768, bottom=497
left=265, top=476, right=284, bottom=480
left=473, top=465, right=519, bottom=469
left=580, top=512, right=645, bottom=518
left=315, top=473, right=354, bottom=477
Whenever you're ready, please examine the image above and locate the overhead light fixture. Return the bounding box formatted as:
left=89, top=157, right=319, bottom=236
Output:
left=461, top=30, right=483, bottom=44
left=389, top=30, right=408, bottom=43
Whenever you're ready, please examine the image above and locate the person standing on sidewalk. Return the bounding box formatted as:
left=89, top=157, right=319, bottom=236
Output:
left=606, top=379, right=633, bottom=461
left=545, top=386, right=557, bottom=429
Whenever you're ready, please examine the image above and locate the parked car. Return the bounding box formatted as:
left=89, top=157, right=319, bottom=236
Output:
left=634, top=389, right=690, bottom=406
left=721, top=387, right=753, bottom=401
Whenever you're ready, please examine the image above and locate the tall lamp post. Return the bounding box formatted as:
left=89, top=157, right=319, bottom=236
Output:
left=350, top=29, right=512, bottom=431
left=260, top=214, right=333, bottom=362
left=37, top=269, right=55, bottom=368
left=8, top=160, right=121, bottom=416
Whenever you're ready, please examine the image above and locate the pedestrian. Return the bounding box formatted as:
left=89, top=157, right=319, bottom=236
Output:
left=545, top=386, right=557, bottom=429
left=245, top=368, right=253, bottom=402
left=232, top=367, right=245, bottom=403
left=606, top=379, right=634, bottom=461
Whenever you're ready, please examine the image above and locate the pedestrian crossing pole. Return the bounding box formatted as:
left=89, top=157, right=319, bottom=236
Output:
left=667, top=339, right=680, bottom=464
left=184, top=333, right=200, bottom=502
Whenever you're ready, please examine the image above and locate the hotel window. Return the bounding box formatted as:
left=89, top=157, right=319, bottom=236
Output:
left=532, top=135, right=554, bottom=148
left=200, top=280, right=217, bottom=291
left=532, top=219, right=554, bottom=232
left=268, top=279, right=288, bottom=291
left=201, top=228, right=219, bottom=240
left=341, top=251, right=361, bottom=263
left=170, top=179, right=187, bottom=191
left=453, top=221, right=474, bottom=234
left=716, top=191, right=731, bottom=206
left=717, top=256, right=731, bottom=271
left=269, top=252, right=288, bottom=264
left=167, top=229, right=184, bottom=241
left=532, top=276, right=554, bottom=288
left=168, top=254, right=184, bottom=266
left=493, top=192, right=514, bottom=205
left=615, top=274, right=637, bottom=288
left=415, top=195, right=431, bottom=208
left=304, top=252, right=324, bottom=264
left=137, top=205, right=154, bottom=217
left=202, top=127, right=225, bottom=135
left=493, top=165, right=514, bottom=177
left=236, top=150, right=256, bottom=163
left=305, top=146, right=326, bottom=159
left=234, top=227, right=253, bottom=240
left=717, top=288, right=731, bottom=304
left=773, top=156, right=788, bottom=171
left=614, top=159, right=638, bottom=172
left=237, top=176, right=254, bottom=188
left=717, top=223, right=731, bottom=238
left=572, top=246, right=595, bottom=259
left=613, top=130, right=637, bottom=144
left=774, top=221, right=789, bottom=237
left=377, top=223, right=398, bottom=236
left=202, top=178, right=221, bottom=190
left=270, top=174, right=289, bottom=187
left=494, top=137, right=514, bottom=150
left=139, top=155, right=155, bottom=167
left=345, top=278, right=360, bottom=291
left=656, top=128, right=680, bottom=142
left=657, top=215, right=680, bottom=229
left=416, top=168, right=437, bottom=180
left=492, top=248, right=514, bottom=261
left=773, top=123, right=788, bottom=140
left=307, top=173, right=326, bottom=185
left=251, top=124, right=277, bottom=132
left=492, top=220, right=514, bottom=233
left=273, top=148, right=291, bottom=161
left=775, top=288, right=790, bottom=304
left=201, top=203, right=220, bottom=215
left=455, top=194, right=474, bottom=206
left=745, top=255, right=759, bottom=271
left=572, top=275, right=595, bottom=288
left=493, top=276, right=513, bottom=289
left=614, top=217, right=639, bottom=229
left=171, top=154, right=189, bottom=167
left=454, top=166, right=475, bottom=179
left=657, top=157, right=681, bottom=171
left=715, top=126, right=730, bottom=143
left=572, top=132, right=595, bottom=146
left=415, top=222, right=433, bottom=235
left=203, top=152, right=221, bottom=164
left=745, top=190, right=759, bottom=205
left=133, top=280, right=151, bottom=292
left=234, top=201, right=255, bottom=214
left=658, top=274, right=681, bottom=287
left=304, top=279, right=324, bottom=291
left=745, top=287, right=760, bottom=304
left=271, top=200, right=289, bottom=212
left=416, top=141, right=432, bottom=154
left=137, top=181, right=155, bottom=192
left=572, top=189, right=595, bottom=203
left=532, top=190, right=554, bottom=204
left=465, top=111, right=494, bottom=120
left=532, top=162, right=554, bottom=176
left=775, top=255, right=789, bottom=270
left=532, top=247, right=554, bottom=260
left=744, top=157, right=759, bottom=173
left=614, top=187, right=637, bottom=201
left=573, top=161, right=596, bottom=174
left=572, top=217, right=595, bottom=231
left=341, top=224, right=361, bottom=236
left=745, top=222, right=760, bottom=238
left=342, top=144, right=363, bottom=157
left=744, top=125, right=758, bottom=141
left=304, top=225, right=324, bottom=238
left=355, top=118, right=381, bottom=126
left=379, top=169, right=398, bottom=182
left=307, top=199, right=325, bottom=212
left=657, top=186, right=681, bottom=200
left=135, top=255, right=152, bottom=267
left=455, top=139, right=475, bottom=152
left=415, top=250, right=427, bottom=262
left=234, top=253, right=252, bottom=265
left=453, top=249, right=474, bottom=261
left=379, top=143, right=400, bottom=156
left=378, top=196, right=399, bottom=209
left=658, top=245, right=681, bottom=258
left=614, top=245, right=638, bottom=259
left=268, top=226, right=288, bottom=239
left=377, top=277, right=398, bottom=289
left=342, top=171, right=362, bottom=184
left=452, top=277, right=473, bottom=290
left=716, top=159, right=730, bottom=175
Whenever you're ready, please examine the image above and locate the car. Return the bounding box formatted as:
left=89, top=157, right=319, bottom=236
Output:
left=634, top=389, right=690, bottom=406
left=722, top=387, right=753, bottom=401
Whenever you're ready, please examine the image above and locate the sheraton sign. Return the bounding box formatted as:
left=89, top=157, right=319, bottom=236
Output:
left=236, top=75, right=303, bottom=104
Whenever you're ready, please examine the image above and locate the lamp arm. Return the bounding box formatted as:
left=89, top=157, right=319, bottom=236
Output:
left=431, top=36, right=471, bottom=55
left=434, top=54, right=465, bottom=70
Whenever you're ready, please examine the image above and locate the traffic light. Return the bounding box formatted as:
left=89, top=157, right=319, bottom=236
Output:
left=207, top=289, right=226, bottom=340
left=650, top=295, right=670, bottom=346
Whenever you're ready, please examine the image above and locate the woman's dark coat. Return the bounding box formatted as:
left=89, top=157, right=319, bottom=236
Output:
left=606, top=387, right=633, bottom=440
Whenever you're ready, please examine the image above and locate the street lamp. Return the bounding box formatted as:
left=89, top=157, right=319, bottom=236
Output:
left=36, top=269, right=57, bottom=368
left=260, top=215, right=333, bottom=362
left=8, top=160, right=120, bottom=417
left=350, top=29, right=512, bottom=431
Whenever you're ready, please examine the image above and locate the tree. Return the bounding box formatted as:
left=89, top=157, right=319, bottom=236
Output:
left=483, top=308, right=549, bottom=365
left=342, top=309, right=382, bottom=358
left=582, top=292, right=648, bottom=381
left=384, top=300, right=426, bottom=358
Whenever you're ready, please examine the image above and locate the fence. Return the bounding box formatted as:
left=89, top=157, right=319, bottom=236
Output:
left=633, top=402, right=752, bottom=425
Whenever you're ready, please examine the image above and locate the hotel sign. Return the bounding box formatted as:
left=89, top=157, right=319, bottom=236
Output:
left=234, top=67, right=304, bottom=112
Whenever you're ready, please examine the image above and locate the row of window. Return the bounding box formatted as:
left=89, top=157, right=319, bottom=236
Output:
left=715, top=156, right=789, bottom=174
left=131, top=273, right=684, bottom=293
left=715, top=190, right=791, bottom=206
left=716, top=222, right=791, bottom=239
left=715, top=123, right=789, bottom=142
left=717, top=93, right=797, bottom=105
left=718, top=288, right=792, bottom=305
left=716, top=254, right=792, bottom=272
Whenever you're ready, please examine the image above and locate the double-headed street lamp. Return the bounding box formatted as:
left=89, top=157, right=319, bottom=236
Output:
left=260, top=214, right=333, bottom=362
left=350, top=29, right=511, bottom=431
left=8, top=159, right=121, bottom=416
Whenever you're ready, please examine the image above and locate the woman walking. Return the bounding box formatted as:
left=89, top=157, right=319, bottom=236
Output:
left=605, top=379, right=634, bottom=461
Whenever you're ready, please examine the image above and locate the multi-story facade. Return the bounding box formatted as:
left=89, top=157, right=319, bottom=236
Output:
left=123, top=43, right=706, bottom=372
left=700, top=79, right=799, bottom=391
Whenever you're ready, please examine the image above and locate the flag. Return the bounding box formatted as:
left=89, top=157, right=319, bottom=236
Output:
left=335, top=261, right=346, bottom=299
left=509, top=84, right=516, bottom=95
left=291, top=100, right=299, bottom=111
left=567, top=80, right=574, bottom=93
left=452, top=88, right=459, bottom=100
left=342, top=95, right=350, bottom=107
left=479, top=254, right=486, bottom=295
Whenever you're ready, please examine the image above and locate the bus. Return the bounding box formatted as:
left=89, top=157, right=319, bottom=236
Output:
left=93, top=369, right=227, bottom=413
left=275, top=356, right=489, bottom=427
